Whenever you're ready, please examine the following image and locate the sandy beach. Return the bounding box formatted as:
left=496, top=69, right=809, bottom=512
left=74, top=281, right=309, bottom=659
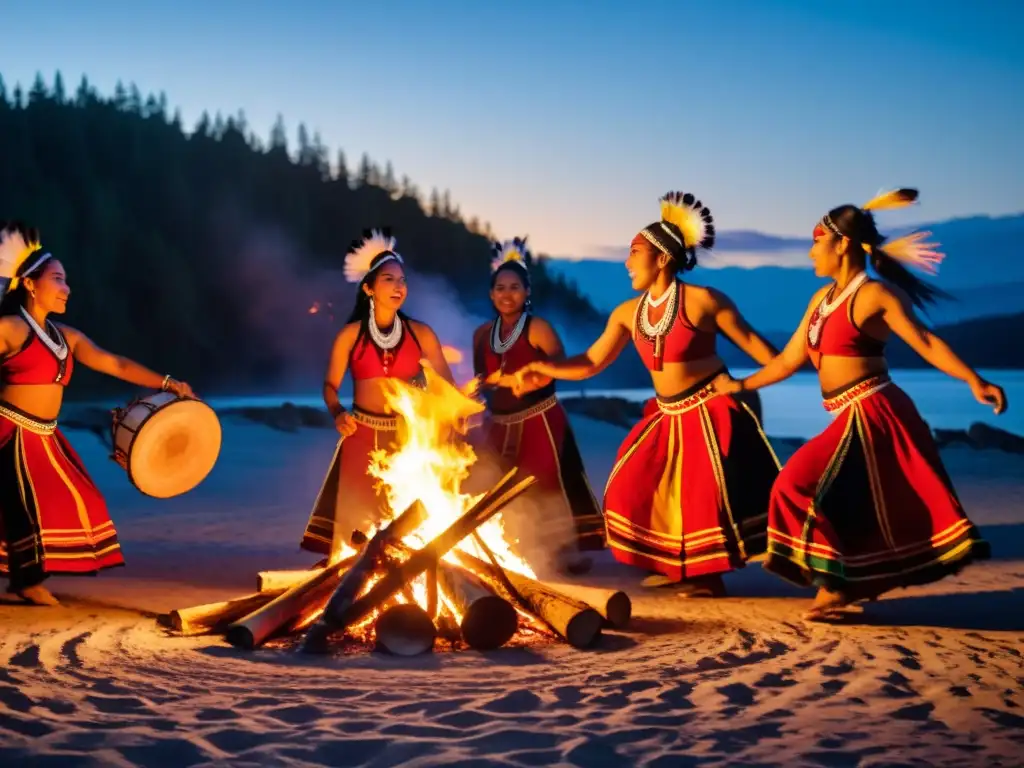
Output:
left=1, top=414, right=1021, bottom=767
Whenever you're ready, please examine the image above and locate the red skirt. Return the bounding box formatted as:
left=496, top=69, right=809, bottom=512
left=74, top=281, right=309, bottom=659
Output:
left=603, top=376, right=781, bottom=580
left=477, top=395, right=605, bottom=553
left=764, top=375, right=990, bottom=594
left=300, top=410, right=398, bottom=556
left=0, top=402, right=124, bottom=587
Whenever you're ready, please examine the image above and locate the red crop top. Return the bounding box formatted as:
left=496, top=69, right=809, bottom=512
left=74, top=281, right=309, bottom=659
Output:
left=632, top=282, right=716, bottom=371
left=1, top=318, right=74, bottom=386
left=475, top=315, right=555, bottom=413
left=806, top=277, right=886, bottom=368
left=348, top=322, right=422, bottom=381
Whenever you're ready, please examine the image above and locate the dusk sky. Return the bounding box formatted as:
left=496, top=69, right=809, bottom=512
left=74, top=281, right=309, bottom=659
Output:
left=2, top=0, right=1022, bottom=260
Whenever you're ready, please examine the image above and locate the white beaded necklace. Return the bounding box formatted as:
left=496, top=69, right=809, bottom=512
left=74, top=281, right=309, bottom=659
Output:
left=490, top=312, right=528, bottom=356
left=638, top=282, right=678, bottom=338
left=20, top=307, right=68, bottom=360
left=807, top=272, right=869, bottom=348
left=368, top=297, right=402, bottom=350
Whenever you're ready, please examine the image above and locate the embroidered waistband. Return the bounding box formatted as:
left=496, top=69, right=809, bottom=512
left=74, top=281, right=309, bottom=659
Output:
left=0, top=402, right=58, bottom=435
left=657, top=382, right=718, bottom=415
left=352, top=409, right=398, bottom=431
left=822, top=375, right=891, bottom=414
left=490, top=395, right=558, bottom=425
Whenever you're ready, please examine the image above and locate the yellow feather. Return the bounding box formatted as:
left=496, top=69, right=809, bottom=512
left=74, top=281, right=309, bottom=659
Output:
left=659, top=193, right=710, bottom=251
left=882, top=231, right=944, bottom=275
left=862, top=188, right=919, bottom=211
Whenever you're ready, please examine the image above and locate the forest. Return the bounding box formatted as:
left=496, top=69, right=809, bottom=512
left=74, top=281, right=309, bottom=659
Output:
left=0, top=72, right=602, bottom=398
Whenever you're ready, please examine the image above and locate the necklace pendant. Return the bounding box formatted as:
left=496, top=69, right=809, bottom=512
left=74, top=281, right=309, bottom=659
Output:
left=382, top=350, right=394, bottom=376
left=653, top=335, right=665, bottom=372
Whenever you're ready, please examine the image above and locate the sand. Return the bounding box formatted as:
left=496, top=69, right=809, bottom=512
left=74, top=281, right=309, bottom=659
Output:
left=1, top=416, right=1022, bottom=767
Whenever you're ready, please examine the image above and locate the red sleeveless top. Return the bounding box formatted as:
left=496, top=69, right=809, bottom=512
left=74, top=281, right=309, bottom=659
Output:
left=1, top=319, right=74, bottom=386
left=807, top=278, right=886, bottom=369
left=348, top=321, right=422, bottom=381
left=633, top=282, right=716, bottom=371
left=475, top=315, right=555, bottom=414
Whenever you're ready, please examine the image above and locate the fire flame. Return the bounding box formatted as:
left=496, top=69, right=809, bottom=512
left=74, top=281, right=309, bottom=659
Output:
left=369, top=363, right=534, bottom=577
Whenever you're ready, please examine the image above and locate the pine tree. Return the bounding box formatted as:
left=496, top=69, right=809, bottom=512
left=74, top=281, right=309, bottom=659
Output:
left=429, top=188, right=442, bottom=217
left=52, top=71, right=66, bottom=103
left=335, top=150, right=349, bottom=186
left=356, top=153, right=372, bottom=187
left=29, top=72, right=48, bottom=103
left=269, top=114, right=288, bottom=152
left=383, top=161, right=397, bottom=193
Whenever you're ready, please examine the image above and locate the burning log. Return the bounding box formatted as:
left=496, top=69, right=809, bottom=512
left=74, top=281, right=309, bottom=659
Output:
left=452, top=551, right=603, bottom=649
left=257, top=570, right=317, bottom=593
left=542, top=582, right=632, bottom=629
left=375, top=603, right=437, bottom=656
left=301, top=499, right=430, bottom=653
left=436, top=560, right=518, bottom=650
left=312, top=469, right=537, bottom=641
left=225, top=559, right=350, bottom=650
left=168, top=590, right=284, bottom=636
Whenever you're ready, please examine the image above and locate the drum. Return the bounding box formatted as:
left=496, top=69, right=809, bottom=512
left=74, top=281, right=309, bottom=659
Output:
left=111, top=392, right=222, bottom=498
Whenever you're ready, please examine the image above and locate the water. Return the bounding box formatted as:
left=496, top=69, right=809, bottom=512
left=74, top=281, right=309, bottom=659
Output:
left=177, top=368, right=1024, bottom=440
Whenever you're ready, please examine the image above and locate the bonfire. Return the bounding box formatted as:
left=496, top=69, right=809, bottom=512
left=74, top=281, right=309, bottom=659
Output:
left=161, top=365, right=631, bottom=655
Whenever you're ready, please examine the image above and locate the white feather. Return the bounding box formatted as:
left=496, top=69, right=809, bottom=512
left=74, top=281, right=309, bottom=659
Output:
left=344, top=229, right=401, bottom=284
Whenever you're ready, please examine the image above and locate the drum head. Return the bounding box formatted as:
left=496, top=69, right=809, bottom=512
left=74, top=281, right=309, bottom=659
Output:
left=128, top=399, right=222, bottom=498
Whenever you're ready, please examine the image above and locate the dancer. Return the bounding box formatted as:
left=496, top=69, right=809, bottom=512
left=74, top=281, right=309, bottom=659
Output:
left=473, top=238, right=605, bottom=574
left=509, top=192, right=781, bottom=594
left=713, top=188, right=1003, bottom=619
left=301, top=229, right=455, bottom=557
left=0, top=225, right=193, bottom=606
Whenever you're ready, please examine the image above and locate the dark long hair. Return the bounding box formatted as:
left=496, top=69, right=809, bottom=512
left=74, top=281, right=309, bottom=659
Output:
left=345, top=252, right=418, bottom=347
left=0, top=220, right=48, bottom=317
left=826, top=205, right=949, bottom=309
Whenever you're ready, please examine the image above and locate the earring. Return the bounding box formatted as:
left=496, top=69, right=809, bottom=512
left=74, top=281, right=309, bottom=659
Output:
left=368, top=295, right=376, bottom=318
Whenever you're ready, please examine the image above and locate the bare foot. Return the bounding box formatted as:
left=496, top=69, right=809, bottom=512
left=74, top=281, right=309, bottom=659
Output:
left=17, top=584, right=60, bottom=606
left=677, top=575, right=727, bottom=598
left=804, top=587, right=851, bottom=621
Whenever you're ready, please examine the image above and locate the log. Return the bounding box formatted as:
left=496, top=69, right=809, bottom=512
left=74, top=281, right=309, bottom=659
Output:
left=542, top=581, right=632, bottom=629
left=302, top=499, right=430, bottom=652
left=168, top=590, right=284, bottom=635
left=326, top=471, right=537, bottom=632
left=436, top=561, right=518, bottom=650
left=453, top=551, right=603, bottom=649
left=375, top=603, right=437, bottom=656
left=258, top=569, right=325, bottom=593
left=225, top=559, right=349, bottom=649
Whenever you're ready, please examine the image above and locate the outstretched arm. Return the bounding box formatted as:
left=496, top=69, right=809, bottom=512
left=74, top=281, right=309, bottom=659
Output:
left=61, top=326, right=193, bottom=396
left=710, top=288, right=779, bottom=366
left=516, top=302, right=632, bottom=384
left=879, top=285, right=1006, bottom=414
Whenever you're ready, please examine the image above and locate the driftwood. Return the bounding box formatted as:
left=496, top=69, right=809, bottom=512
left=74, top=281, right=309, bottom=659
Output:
left=375, top=603, right=437, bottom=656
left=542, top=581, right=632, bottom=629
left=436, top=560, right=518, bottom=650
left=257, top=569, right=325, bottom=593
left=452, top=551, right=603, bottom=649
left=169, top=590, right=284, bottom=635
left=322, top=471, right=537, bottom=634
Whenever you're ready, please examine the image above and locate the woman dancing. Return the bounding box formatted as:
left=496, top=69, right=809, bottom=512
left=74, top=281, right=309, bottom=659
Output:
left=509, top=193, right=781, bottom=594
left=0, top=224, right=193, bottom=606
left=473, top=238, right=605, bottom=574
left=301, top=229, right=455, bottom=558
left=713, top=188, right=1004, bottom=620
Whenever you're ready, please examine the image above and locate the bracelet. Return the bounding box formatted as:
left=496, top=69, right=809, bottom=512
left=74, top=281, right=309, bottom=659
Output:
left=161, top=374, right=172, bottom=391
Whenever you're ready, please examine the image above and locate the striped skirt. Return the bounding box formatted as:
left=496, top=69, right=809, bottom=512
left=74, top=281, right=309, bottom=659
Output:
left=603, top=373, right=780, bottom=580
left=764, top=375, right=990, bottom=596
left=0, top=402, right=123, bottom=588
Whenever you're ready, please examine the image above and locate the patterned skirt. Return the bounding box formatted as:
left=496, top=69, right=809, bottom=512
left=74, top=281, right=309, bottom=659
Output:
left=764, top=375, right=990, bottom=595
left=478, top=395, right=606, bottom=554
left=603, top=372, right=780, bottom=580
left=300, top=409, right=398, bottom=556
left=0, top=402, right=123, bottom=588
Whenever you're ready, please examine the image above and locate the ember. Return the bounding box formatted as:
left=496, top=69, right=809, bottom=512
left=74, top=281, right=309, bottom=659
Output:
left=162, top=365, right=630, bottom=654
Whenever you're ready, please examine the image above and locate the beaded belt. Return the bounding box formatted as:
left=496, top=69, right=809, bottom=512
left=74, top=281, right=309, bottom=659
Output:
left=352, top=410, right=398, bottom=431
left=822, top=375, right=891, bottom=414
left=0, top=402, right=58, bottom=435
left=490, top=395, right=557, bottom=426
left=657, top=381, right=718, bottom=416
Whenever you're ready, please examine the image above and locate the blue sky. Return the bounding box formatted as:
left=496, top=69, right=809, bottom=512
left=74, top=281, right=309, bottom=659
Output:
left=2, top=0, right=1022, bottom=259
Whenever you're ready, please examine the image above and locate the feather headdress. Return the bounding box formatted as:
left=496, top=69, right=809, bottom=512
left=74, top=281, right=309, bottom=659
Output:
left=875, top=230, right=944, bottom=275
left=343, top=228, right=403, bottom=284
left=0, top=222, right=43, bottom=288
left=638, top=191, right=716, bottom=262
left=490, top=236, right=532, bottom=273
left=862, top=187, right=919, bottom=211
